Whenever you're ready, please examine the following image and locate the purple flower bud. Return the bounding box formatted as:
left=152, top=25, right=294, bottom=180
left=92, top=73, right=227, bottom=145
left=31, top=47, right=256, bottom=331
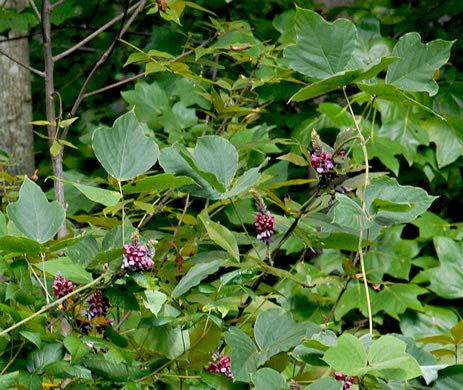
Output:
left=311, top=151, right=334, bottom=177
left=254, top=211, right=276, bottom=245
left=335, top=371, right=356, bottom=389
left=52, top=273, right=74, bottom=298
left=121, top=243, right=155, bottom=274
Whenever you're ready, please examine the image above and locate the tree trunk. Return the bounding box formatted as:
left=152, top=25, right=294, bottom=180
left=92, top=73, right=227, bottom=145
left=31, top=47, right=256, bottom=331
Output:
left=0, top=0, right=34, bottom=177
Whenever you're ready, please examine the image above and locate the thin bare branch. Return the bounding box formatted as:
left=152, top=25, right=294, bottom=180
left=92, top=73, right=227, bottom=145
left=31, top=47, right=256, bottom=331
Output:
left=83, top=72, right=145, bottom=98
left=29, top=0, right=41, bottom=22
left=50, top=0, right=67, bottom=11
left=52, top=0, right=142, bottom=62
left=0, top=48, right=45, bottom=77
left=62, top=0, right=146, bottom=140
left=83, top=32, right=218, bottom=99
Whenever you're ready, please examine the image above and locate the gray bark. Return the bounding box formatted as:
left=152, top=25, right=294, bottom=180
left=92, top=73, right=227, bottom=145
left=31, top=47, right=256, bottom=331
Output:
left=0, top=0, right=35, bottom=177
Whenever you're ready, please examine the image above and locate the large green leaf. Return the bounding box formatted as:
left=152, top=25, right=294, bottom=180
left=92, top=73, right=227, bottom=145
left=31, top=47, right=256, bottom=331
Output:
left=26, top=343, right=64, bottom=374
left=373, top=284, right=428, bottom=320
left=92, top=111, right=160, bottom=181
left=0, top=371, right=19, bottom=390
left=39, top=256, right=93, bottom=284
left=0, top=235, right=44, bottom=254
left=7, top=178, right=65, bottom=243
left=64, top=335, right=92, bottom=365
left=251, top=367, right=289, bottom=390
left=225, top=309, right=314, bottom=382
left=323, top=334, right=421, bottom=381
left=423, top=237, right=463, bottom=299
left=332, top=194, right=373, bottom=231
left=144, top=289, right=167, bottom=315
left=430, top=365, right=463, bottom=389
left=422, top=117, right=463, bottom=168
left=120, top=81, right=169, bottom=128
left=304, top=377, right=343, bottom=390
left=364, top=225, right=420, bottom=282
left=400, top=304, right=458, bottom=339
left=364, top=176, right=436, bottom=225
left=199, top=214, right=239, bottom=261
left=254, top=308, right=312, bottom=364
left=172, top=259, right=224, bottom=298
left=386, top=32, right=453, bottom=96
left=334, top=280, right=377, bottom=321
left=224, top=327, right=260, bottom=382
left=284, top=8, right=357, bottom=79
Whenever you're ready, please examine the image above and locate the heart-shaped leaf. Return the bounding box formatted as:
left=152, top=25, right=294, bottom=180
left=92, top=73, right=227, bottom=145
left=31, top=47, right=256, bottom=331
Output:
left=7, top=178, right=65, bottom=243
left=92, top=110, right=160, bottom=181
left=284, top=7, right=358, bottom=79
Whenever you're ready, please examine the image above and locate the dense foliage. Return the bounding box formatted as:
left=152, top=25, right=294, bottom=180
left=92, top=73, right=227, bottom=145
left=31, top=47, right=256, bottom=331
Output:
left=1, top=0, right=463, bottom=389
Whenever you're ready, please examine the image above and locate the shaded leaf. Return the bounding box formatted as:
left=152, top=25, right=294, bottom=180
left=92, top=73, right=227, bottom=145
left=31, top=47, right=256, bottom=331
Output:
left=7, top=178, right=65, bottom=243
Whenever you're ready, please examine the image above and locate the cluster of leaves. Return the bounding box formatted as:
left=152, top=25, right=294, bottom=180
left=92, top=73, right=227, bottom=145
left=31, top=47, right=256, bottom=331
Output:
left=2, top=0, right=463, bottom=389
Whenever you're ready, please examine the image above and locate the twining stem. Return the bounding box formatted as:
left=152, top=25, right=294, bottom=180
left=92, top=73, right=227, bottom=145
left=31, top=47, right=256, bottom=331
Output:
left=0, top=271, right=111, bottom=337
left=343, top=87, right=372, bottom=335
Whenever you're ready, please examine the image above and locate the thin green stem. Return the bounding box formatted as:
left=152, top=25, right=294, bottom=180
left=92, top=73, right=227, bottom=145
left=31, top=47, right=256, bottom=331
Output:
left=40, top=253, right=50, bottom=305
left=118, top=180, right=125, bottom=244
left=343, top=87, right=372, bottom=335
left=0, top=272, right=111, bottom=337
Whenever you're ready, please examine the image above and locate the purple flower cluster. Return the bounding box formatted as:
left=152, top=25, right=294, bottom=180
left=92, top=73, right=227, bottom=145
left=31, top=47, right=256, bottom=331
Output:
left=311, top=151, right=334, bottom=176
left=208, top=354, right=233, bottom=378
left=79, top=290, right=112, bottom=334
left=335, top=371, right=357, bottom=389
left=52, top=273, right=74, bottom=298
left=254, top=211, right=276, bottom=245
left=122, top=243, right=154, bottom=273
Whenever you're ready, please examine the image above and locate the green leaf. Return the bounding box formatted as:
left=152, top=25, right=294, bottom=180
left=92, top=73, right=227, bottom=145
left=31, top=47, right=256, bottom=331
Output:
left=323, top=334, right=421, bottom=381
left=50, top=140, right=62, bottom=157
left=323, top=333, right=367, bottom=375
left=199, top=214, right=239, bottom=261
left=122, top=173, right=196, bottom=194
left=144, top=289, right=167, bottom=316
left=20, top=331, right=42, bottom=350
left=335, top=280, right=377, bottom=321
left=422, top=117, right=463, bottom=168
left=366, top=335, right=422, bottom=380
left=7, top=178, right=65, bottom=243
left=365, top=176, right=436, bottom=225
left=364, top=225, right=419, bottom=282
left=26, top=343, right=64, bottom=373
left=49, top=176, right=120, bottom=207
left=92, top=111, right=160, bottom=181
left=172, top=259, right=224, bottom=298
left=39, top=256, right=93, bottom=284
left=304, top=377, right=343, bottom=390
left=0, top=235, right=44, bottom=254
left=386, top=33, right=453, bottom=96
left=373, top=284, right=428, bottom=320
left=83, top=356, right=129, bottom=381
left=254, top=308, right=312, bottom=364
left=251, top=367, right=289, bottom=390
left=284, top=8, right=358, bottom=79
left=0, top=371, right=19, bottom=390
left=224, top=327, right=259, bottom=382
left=64, top=335, right=92, bottom=365
left=121, top=81, right=169, bottom=128
left=289, top=70, right=362, bottom=102
left=423, top=237, right=463, bottom=299
left=430, top=365, right=463, bottom=389
left=332, top=194, right=373, bottom=231
left=400, top=304, right=458, bottom=339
